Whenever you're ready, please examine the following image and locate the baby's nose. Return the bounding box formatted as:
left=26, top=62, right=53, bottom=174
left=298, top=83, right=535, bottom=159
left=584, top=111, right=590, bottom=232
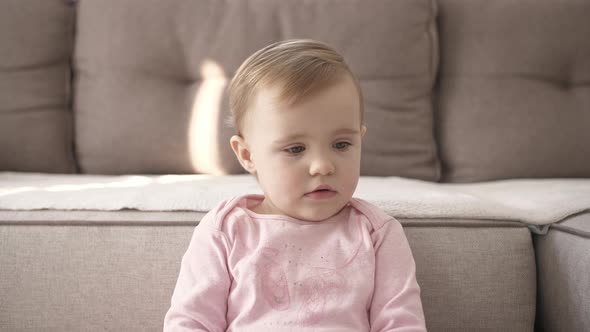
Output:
left=309, top=155, right=335, bottom=176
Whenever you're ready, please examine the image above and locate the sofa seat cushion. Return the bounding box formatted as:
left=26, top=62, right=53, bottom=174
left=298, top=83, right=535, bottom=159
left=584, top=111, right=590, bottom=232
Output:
left=2, top=173, right=584, bottom=330
left=0, top=172, right=542, bottom=331
left=534, top=212, right=590, bottom=332
left=1, top=172, right=589, bottom=226
left=0, top=211, right=536, bottom=332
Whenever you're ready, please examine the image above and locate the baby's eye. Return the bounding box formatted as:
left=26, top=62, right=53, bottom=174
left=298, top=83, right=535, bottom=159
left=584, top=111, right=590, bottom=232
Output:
left=333, top=141, right=352, bottom=150
left=285, top=146, right=305, bottom=154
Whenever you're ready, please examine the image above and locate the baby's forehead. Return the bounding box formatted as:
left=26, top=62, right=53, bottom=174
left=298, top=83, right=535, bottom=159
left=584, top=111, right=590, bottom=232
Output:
left=252, top=81, right=359, bottom=121
left=254, top=73, right=358, bottom=109
left=238, top=72, right=362, bottom=138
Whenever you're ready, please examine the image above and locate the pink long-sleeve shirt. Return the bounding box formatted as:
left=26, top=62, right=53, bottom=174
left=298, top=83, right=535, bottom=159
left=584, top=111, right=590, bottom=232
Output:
left=164, top=194, right=426, bottom=332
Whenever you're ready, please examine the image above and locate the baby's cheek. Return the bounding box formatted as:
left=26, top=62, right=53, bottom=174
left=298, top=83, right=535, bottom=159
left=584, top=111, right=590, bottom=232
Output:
left=343, top=165, right=361, bottom=191
left=267, top=166, right=298, bottom=192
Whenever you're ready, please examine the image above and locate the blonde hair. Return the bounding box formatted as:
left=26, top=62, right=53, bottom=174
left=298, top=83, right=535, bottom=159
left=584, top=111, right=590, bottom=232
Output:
left=228, top=39, right=364, bottom=135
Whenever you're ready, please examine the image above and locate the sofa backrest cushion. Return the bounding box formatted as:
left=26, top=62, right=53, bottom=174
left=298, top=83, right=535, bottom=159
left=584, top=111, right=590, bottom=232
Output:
left=74, top=0, right=440, bottom=180
left=435, top=0, right=590, bottom=182
left=0, top=0, right=77, bottom=173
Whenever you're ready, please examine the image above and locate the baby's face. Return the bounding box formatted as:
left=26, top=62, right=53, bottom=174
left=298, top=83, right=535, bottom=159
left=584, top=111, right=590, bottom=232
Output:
left=237, top=75, right=365, bottom=221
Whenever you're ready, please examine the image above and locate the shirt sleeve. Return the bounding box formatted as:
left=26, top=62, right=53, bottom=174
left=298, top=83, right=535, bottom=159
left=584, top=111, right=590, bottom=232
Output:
left=163, top=212, right=232, bottom=332
left=369, top=218, right=427, bottom=332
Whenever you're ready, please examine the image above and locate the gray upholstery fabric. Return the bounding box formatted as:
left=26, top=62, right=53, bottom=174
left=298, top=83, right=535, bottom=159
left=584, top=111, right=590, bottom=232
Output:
left=405, top=220, right=536, bottom=332
left=0, top=213, right=536, bottom=331
left=435, top=0, right=590, bottom=182
left=0, top=0, right=76, bottom=173
left=534, top=212, right=590, bottom=332
left=0, top=224, right=193, bottom=331
left=74, top=0, right=440, bottom=179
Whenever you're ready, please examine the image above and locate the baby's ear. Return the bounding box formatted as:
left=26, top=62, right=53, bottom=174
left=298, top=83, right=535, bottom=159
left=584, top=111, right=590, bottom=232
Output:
left=230, top=135, right=256, bottom=174
left=361, top=125, right=367, bottom=138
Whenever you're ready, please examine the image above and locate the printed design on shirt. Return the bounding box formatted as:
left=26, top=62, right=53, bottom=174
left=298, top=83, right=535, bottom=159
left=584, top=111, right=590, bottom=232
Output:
left=256, top=247, right=291, bottom=311
left=298, top=271, right=346, bottom=325
left=252, top=246, right=356, bottom=325
left=250, top=215, right=366, bottom=326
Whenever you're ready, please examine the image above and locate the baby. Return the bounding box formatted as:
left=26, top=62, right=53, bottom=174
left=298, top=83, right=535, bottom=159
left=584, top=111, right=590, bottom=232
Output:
left=164, top=39, right=426, bottom=331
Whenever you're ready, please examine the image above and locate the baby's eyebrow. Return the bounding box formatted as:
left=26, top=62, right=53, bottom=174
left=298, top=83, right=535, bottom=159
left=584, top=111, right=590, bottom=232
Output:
left=272, top=134, right=306, bottom=145
left=272, top=128, right=360, bottom=145
left=332, top=128, right=360, bottom=136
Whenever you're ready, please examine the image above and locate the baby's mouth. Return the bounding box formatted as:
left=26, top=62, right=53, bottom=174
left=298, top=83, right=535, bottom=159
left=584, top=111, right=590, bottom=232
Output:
left=304, top=185, right=337, bottom=199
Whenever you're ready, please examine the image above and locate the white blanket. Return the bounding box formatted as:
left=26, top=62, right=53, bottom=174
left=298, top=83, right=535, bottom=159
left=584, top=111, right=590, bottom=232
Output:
left=1, top=172, right=589, bottom=225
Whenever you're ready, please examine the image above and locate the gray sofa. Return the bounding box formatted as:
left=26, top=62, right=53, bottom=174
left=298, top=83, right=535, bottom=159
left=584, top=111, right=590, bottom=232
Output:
left=1, top=0, right=589, bottom=331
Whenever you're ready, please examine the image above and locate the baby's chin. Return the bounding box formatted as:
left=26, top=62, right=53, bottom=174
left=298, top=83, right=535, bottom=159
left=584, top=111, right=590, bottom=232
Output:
left=286, top=203, right=349, bottom=222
